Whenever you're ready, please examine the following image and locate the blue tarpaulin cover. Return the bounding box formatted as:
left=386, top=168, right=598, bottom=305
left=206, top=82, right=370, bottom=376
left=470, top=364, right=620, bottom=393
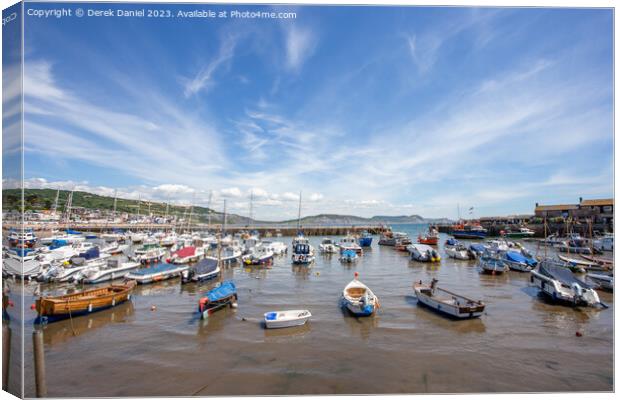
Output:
left=505, top=251, right=537, bottom=266
left=342, top=249, right=357, bottom=257
left=469, top=244, right=486, bottom=252
left=205, top=281, right=237, bottom=302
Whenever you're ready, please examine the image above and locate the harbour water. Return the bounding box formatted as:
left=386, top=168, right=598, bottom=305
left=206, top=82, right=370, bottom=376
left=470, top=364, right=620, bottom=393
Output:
left=5, top=224, right=613, bottom=396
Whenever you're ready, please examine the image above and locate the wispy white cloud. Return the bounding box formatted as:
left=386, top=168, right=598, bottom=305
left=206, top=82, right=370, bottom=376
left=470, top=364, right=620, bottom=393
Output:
left=283, top=25, right=317, bottom=72
left=182, top=34, right=238, bottom=97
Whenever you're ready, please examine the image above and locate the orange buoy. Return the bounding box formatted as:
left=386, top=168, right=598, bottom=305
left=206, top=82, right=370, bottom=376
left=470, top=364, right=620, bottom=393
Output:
left=30, top=304, right=36, bottom=310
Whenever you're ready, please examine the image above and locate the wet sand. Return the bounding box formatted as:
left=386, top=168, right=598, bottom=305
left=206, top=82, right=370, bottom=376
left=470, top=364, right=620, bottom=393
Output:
left=4, top=227, right=613, bottom=396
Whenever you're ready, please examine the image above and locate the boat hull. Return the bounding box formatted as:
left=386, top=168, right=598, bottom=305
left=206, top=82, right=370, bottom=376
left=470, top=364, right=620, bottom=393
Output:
left=35, top=283, right=135, bottom=323
left=451, top=231, right=487, bottom=239
left=415, top=291, right=484, bottom=319
left=358, top=237, right=373, bottom=247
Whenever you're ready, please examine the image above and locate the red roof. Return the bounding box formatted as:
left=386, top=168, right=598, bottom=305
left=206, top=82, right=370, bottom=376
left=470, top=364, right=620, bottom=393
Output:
left=173, top=246, right=196, bottom=258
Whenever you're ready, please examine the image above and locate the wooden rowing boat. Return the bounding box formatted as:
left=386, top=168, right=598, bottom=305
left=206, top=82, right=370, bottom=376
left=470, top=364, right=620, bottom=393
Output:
left=413, top=279, right=485, bottom=319
left=35, top=281, right=136, bottom=323
left=580, top=254, right=614, bottom=267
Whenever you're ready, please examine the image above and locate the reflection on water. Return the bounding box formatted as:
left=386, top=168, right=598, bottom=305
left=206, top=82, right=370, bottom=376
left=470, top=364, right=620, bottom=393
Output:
left=40, top=301, right=135, bottom=346
left=7, top=226, right=613, bottom=396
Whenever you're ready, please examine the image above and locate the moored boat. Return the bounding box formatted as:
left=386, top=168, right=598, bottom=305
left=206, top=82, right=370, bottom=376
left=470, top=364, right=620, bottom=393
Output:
left=182, top=258, right=220, bottom=283
left=339, top=249, right=358, bottom=263
left=478, top=251, right=508, bottom=274
left=319, top=238, right=338, bottom=254
left=407, top=243, right=440, bottom=262
left=341, top=274, right=379, bottom=317
left=2, top=251, right=42, bottom=280
left=467, top=243, right=487, bottom=259
left=586, top=273, right=613, bottom=292
left=338, top=235, right=363, bottom=255
left=34, top=281, right=136, bottom=323
left=242, top=248, right=274, bottom=266
left=292, top=241, right=315, bottom=265
left=8, top=228, right=37, bottom=248
left=357, top=231, right=373, bottom=247
left=132, top=243, right=166, bottom=264
left=125, top=263, right=188, bottom=284
left=264, top=310, right=312, bottom=329
left=198, top=281, right=238, bottom=319
left=77, top=260, right=141, bottom=284
left=503, top=226, right=536, bottom=239
left=530, top=261, right=605, bottom=308
left=444, top=238, right=469, bottom=260
left=418, top=226, right=439, bottom=245
left=169, top=246, right=204, bottom=264
left=413, top=278, right=485, bottom=319
left=450, top=222, right=487, bottom=239
left=557, top=254, right=605, bottom=272
left=502, top=251, right=537, bottom=272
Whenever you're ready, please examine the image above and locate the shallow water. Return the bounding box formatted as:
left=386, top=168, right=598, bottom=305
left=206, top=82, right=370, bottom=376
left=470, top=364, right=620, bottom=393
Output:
left=4, top=225, right=614, bottom=396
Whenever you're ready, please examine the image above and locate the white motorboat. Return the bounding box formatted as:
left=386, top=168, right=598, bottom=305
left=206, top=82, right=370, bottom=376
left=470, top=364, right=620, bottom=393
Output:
left=291, top=242, right=315, bottom=264
left=264, top=310, right=312, bottom=329
left=530, top=260, right=605, bottom=307
left=338, top=235, right=363, bottom=255
left=341, top=274, right=379, bottom=316
left=407, top=244, right=440, bottom=262
left=319, top=238, right=338, bottom=253
left=2, top=251, right=42, bottom=279
left=444, top=239, right=469, bottom=260
left=260, top=240, right=288, bottom=256
left=132, top=244, right=166, bottom=264
left=77, top=260, right=141, bottom=284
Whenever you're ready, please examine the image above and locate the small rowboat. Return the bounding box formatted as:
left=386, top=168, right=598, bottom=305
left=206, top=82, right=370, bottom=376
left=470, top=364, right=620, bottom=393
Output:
left=557, top=254, right=605, bottom=272
left=413, top=279, right=485, bottom=319
left=586, top=273, right=613, bottom=292
left=198, top=281, right=237, bottom=319
left=580, top=254, right=614, bottom=267
left=264, top=310, right=311, bottom=329
left=341, top=273, right=379, bottom=317
left=35, top=281, right=136, bottom=323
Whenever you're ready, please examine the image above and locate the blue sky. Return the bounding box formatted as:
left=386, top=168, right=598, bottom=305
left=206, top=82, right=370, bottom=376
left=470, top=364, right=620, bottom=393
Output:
left=10, top=4, right=614, bottom=220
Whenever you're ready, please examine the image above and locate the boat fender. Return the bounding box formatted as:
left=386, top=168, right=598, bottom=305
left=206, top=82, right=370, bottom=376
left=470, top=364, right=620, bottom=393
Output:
left=530, top=275, right=534, bottom=284
left=88, top=303, right=92, bottom=312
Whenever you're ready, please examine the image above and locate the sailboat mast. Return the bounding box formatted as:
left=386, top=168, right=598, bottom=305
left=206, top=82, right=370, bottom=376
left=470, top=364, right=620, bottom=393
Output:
left=297, top=191, right=302, bottom=231
left=112, top=189, right=117, bottom=219
left=52, top=189, right=60, bottom=216
left=188, top=193, right=195, bottom=233
left=248, top=190, right=254, bottom=229
left=223, top=200, right=227, bottom=234
left=207, top=190, right=213, bottom=231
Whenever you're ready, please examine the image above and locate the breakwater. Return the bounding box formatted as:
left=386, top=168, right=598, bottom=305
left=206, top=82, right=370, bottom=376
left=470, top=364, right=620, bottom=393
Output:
left=5, top=223, right=390, bottom=237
